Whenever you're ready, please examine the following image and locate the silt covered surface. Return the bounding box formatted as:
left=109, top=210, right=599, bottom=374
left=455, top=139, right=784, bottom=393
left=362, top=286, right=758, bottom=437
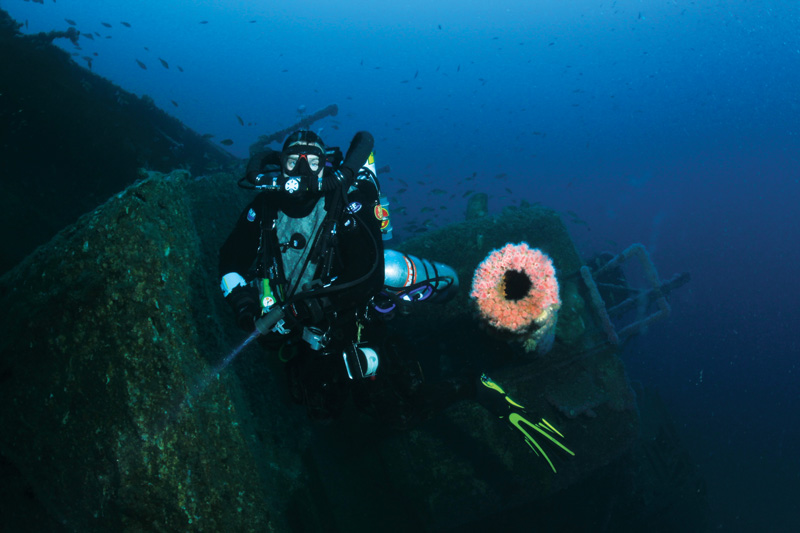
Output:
left=0, top=171, right=272, bottom=531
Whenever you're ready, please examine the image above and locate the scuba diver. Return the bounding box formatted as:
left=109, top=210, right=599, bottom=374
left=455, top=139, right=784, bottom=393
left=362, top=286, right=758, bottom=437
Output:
left=219, top=130, right=458, bottom=421
left=218, top=129, right=574, bottom=470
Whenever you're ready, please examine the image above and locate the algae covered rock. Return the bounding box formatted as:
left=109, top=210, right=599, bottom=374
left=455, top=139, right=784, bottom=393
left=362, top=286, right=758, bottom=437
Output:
left=0, top=171, right=271, bottom=531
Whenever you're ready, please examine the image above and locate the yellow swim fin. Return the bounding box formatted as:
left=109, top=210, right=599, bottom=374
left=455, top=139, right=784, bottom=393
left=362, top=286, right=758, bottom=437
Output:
left=479, top=373, right=575, bottom=473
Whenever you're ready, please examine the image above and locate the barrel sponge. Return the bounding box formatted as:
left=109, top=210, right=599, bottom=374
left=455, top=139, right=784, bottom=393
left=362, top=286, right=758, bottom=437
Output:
left=470, top=242, right=560, bottom=334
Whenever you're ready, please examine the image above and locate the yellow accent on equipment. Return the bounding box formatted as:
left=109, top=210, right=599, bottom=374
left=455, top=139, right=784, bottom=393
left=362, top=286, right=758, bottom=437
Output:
left=508, top=413, right=575, bottom=473
left=540, top=418, right=565, bottom=438
left=480, top=373, right=506, bottom=395
left=504, top=396, right=526, bottom=410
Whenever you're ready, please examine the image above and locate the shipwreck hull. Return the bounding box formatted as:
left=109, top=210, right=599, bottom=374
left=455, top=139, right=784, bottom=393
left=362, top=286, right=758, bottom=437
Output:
left=0, top=7, right=705, bottom=528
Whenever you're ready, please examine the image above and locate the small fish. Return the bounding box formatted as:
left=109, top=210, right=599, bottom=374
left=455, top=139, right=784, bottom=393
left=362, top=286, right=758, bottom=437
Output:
left=220, top=139, right=234, bottom=146
left=201, top=133, right=214, bottom=139
left=199, top=20, right=209, bottom=24
left=143, top=46, right=149, bottom=51
left=414, top=70, right=418, bottom=79
left=494, top=172, right=507, bottom=179
left=135, top=59, right=147, bottom=70
left=249, top=20, right=257, bottom=23
left=171, top=100, right=179, bottom=107
left=376, top=165, right=391, bottom=175
left=421, top=207, right=434, bottom=213
left=505, top=187, right=513, bottom=194
left=177, top=65, right=184, bottom=72
left=438, top=24, right=442, bottom=30
left=121, top=22, right=131, bottom=28
left=398, top=179, right=409, bottom=187
left=236, top=115, right=244, bottom=126
left=101, top=22, right=112, bottom=28
left=462, top=190, right=474, bottom=197
left=430, top=188, right=446, bottom=195
left=83, top=33, right=94, bottom=40
left=65, top=19, right=77, bottom=26
left=394, top=206, right=407, bottom=215
left=159, top=58, right=169, bottom=69
left=396, top=188, right=407, bottom=194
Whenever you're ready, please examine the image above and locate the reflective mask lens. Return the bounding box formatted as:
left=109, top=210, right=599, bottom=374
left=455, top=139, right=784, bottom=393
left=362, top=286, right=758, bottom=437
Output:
left=284, top=154, right=299, bottom=172
left=284, top=153, right=321, bottom=176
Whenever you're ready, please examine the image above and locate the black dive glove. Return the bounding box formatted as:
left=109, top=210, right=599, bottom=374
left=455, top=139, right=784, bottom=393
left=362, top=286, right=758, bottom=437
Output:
left=226, top=285, right=260, bottom=331
left=321, top=131, right=374, bottom=191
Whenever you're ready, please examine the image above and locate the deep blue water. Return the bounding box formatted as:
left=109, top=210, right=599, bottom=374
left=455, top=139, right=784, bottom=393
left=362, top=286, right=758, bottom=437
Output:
left=6, top=0, right=799, bottom=530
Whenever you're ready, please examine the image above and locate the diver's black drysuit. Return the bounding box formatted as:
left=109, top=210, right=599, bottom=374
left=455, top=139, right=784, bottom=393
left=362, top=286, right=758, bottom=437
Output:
left=219, top=139, right=394, bottom=419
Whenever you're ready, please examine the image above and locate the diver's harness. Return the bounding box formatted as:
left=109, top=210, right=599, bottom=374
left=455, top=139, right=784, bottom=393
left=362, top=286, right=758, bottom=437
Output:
left=254, top=180, right=378, bottom=330
left=244, top=152, right=387, bottom=381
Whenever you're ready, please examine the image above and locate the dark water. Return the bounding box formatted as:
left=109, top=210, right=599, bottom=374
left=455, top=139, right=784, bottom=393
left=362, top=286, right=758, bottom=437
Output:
left=5, top=0, right=799, bottom=530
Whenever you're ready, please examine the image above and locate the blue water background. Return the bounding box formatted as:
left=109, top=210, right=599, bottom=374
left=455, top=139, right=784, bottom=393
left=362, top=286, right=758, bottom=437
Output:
left=5, top=0, right=799, bottom=529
